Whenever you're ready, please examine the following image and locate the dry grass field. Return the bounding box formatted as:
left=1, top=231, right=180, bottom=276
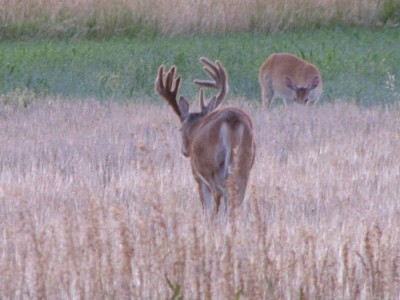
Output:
left=0, top=96, right=399, bottom=299
left=1, top=0, right=397, bottom=37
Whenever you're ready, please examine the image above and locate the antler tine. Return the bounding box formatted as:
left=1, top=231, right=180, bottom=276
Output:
left=199, top=88, right=206, bottom=112
left=155, top=65, right=182, bottom=119
left=193, top=57, right=228, bottom=108
left=194, top=57, right=219, bottom=88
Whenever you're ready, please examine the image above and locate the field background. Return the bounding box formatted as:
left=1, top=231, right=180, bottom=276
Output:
left=0, top=28, right=400, bottom=105
left=1, top=0, right=400, bottom=38
left=1, top=0, right=400, bottom=299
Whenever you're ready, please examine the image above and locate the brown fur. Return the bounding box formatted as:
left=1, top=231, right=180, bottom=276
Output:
left=187, top=107, right=255, bottom=216
left=155, top=58, right=255, bottom=219
left=259, top=53, right=323, bottom=110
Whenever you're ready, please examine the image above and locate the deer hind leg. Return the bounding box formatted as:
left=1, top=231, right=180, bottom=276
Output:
left=213, top=190, right=223, bottom=219
left=235, top=175, right=250, bottom=208
left=217, top=123, right=233, bottom=215
left=261, top=75, right=274, bottom=110
left=196, top=174, right=223, bottom=220
left=224, top=148, right=251, bottom=220
left=204, top=179, right=223, bottom=220
left=219, top=124, right=248, bottom=215
left=195, top=174, right=213, bottom=218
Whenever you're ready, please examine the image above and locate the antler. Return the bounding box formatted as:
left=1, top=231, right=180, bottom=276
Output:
left=155, top=65, right=182, bottom=120
left=197, top=88, right=218, bottom=115
left=193, top=57, right=228, bottom=109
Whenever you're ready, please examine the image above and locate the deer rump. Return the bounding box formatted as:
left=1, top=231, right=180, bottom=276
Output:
left=189, top=107, right=255, bottom=213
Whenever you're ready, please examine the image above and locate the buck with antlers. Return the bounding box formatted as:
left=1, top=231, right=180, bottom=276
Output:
left=155, top=57, right=255, bottom=219
left=259, top=53, right=323, bottom=110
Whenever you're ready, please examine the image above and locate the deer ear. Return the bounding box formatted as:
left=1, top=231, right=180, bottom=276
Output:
left=178, top=96, right=189, bottom=120
left=309, top=75, right=320, bottom=90
left=284, top=76, right=296, bottom=91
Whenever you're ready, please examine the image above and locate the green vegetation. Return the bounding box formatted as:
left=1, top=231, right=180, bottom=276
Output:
left=1, top=27, right=399, bottom=105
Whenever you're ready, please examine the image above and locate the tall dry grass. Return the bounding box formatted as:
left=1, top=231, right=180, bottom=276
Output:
left=0, top=0, right=396, bottom=37
left=0, top=97, right=400, bottom=299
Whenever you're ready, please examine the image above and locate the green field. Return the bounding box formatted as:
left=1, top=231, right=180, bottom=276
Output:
left=1, top=27, right=400, bottom=105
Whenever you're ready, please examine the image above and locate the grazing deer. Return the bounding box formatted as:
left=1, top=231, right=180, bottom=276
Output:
left=155, top=57, right=255, bottom=219
left=259, top=53, right=323, bottom=110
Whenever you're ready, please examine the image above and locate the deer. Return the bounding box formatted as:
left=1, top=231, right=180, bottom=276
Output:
left=259, top=53, right=323, bottom=110
left=155, top=57, right=256, bottom=220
